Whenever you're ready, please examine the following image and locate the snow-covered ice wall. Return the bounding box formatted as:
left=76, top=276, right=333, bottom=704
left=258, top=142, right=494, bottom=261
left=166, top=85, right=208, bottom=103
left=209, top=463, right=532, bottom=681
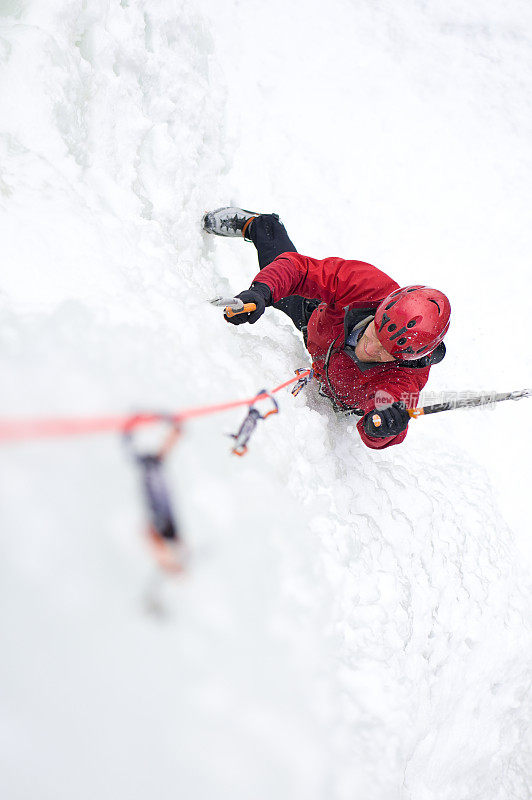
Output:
left=0, top=1, right=530, bottom=799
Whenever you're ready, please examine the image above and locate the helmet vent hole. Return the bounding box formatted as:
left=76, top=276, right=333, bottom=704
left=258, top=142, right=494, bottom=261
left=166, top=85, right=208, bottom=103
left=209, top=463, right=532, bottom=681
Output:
left=407, top=319, right=417, bottom=328
left=378, top=313, right=390, bottom=332
left=406, top=287, right=418, bottom=293
left=387, top=323, right=397, bottom=332
left=397, top=337, right=407, bottom=345
left=385, top=300, right=398, bottom=310
left=428, top=298, right=441, bottom=313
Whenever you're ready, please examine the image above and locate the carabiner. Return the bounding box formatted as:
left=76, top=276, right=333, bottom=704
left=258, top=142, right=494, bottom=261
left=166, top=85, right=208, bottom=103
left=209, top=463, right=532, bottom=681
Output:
left=229, top=390, right=279, bottom=456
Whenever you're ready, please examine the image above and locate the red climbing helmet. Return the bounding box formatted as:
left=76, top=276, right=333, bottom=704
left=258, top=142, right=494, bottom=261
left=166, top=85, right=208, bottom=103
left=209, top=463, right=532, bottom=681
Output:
left=374, top=285, right=451, bottom=361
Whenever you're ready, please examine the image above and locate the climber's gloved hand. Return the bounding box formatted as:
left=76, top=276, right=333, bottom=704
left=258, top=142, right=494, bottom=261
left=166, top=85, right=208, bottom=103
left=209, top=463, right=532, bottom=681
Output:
left=224, top=282, right=273, bottom=325
left=363, top=401, right=410, bottom=439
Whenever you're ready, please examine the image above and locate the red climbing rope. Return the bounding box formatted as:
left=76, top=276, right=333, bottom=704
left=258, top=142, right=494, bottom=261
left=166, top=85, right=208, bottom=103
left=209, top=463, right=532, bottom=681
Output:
left=0, top=370, right=312, bottom=443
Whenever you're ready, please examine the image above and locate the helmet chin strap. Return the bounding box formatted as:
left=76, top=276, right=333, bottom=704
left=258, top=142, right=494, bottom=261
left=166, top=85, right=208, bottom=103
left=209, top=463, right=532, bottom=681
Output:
left=396, top=341, right=446, bottom=369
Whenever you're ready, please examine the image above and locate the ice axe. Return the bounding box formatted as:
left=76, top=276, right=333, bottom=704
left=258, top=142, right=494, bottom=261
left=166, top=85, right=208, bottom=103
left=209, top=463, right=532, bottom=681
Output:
left=210, top=296, right=257, bottom=319
left=370, top=388, right=532, bottom=429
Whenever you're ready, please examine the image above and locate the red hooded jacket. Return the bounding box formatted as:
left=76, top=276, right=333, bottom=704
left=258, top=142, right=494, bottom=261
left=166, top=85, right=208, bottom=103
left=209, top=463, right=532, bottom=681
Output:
left=253, top=252, right=431, bottom=449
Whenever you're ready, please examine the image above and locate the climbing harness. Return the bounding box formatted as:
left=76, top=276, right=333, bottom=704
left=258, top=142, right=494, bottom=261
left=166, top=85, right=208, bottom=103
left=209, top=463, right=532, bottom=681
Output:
left=320, top=337, right=365, bottom=415
left=229, top=390, right=279, bottom=456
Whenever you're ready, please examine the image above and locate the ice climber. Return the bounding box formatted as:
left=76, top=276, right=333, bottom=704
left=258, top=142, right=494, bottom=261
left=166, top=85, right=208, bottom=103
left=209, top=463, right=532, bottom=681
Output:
left=203, top=207, right=451, bottom=449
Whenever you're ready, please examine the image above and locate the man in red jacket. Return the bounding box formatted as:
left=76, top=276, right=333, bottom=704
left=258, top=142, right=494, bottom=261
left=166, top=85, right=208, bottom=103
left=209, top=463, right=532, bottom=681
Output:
left=204, top=207, right=451, bottom=449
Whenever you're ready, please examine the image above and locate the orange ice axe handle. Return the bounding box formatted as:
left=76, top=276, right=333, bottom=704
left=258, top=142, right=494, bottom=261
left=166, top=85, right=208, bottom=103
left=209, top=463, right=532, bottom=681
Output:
left=224, top=302, right=257, bottom=318
left=209, top=296, right=257, bottom=318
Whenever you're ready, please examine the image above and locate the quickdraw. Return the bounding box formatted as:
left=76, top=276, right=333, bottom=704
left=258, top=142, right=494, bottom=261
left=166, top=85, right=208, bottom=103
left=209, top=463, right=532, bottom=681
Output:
left=123, top=415, right=185, bottom=574
left=230, top=390, right=279, bottom=456
left=291, top=367, right=314, bottom=397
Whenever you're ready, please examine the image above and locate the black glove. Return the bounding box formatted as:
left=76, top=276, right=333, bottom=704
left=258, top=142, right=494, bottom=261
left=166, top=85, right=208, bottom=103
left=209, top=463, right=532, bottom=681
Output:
left=363, top=401, right=410, bottom=439
left=224, top=282, right=273, bottom=325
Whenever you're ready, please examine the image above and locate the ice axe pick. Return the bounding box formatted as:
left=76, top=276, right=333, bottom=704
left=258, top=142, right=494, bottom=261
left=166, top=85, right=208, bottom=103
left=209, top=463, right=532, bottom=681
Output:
left=210, top=296, right=257, bottom=319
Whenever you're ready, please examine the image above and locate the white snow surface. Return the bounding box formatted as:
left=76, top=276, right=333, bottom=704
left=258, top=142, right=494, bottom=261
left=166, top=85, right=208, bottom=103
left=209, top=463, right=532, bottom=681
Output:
left=0, top=1, right=531, bottom=799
